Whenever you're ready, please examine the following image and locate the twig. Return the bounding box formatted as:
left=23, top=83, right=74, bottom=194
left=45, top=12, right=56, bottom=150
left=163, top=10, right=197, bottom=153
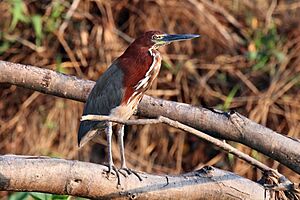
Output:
left=58, top=0, right=81, bottom=35
left=56, top=0, right=82, bottom=75
left=265, top=0, right=277, bottom=31
left=81, top=115, right=161, bottom=125
left=81, top=115, right=285, bottom=180
left=82, top=115, right=300, bottom=197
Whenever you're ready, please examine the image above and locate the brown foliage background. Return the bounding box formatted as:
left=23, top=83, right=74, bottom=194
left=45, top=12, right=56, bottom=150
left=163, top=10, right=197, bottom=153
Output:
left=0, top=0, right=299, bottom=189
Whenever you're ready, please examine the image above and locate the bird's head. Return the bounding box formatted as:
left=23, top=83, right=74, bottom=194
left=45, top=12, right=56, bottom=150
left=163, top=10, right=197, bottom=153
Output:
left=131, top=30, right=200, bottom=50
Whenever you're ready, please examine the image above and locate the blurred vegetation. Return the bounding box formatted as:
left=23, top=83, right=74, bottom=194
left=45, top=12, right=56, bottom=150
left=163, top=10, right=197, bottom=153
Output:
left=8, top=191, right=87, bottom=200
left=0, top=0, right=299, bottom=199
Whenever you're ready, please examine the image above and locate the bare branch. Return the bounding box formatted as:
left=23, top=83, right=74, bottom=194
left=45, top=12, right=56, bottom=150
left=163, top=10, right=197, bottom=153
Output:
left=0, top=155, right=267, bottom=200
left=81, top=115, right=162, bottom=125
left=0, top=60, right=300, bottom=174
left=81, top=115, right=285, bottom=179
left=138, top=97, right=300, bottom=175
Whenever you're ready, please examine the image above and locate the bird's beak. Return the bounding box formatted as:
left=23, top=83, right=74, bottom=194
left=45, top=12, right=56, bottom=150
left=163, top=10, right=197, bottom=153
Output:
left=161, top=34, right=200, bottom=43
left=152, top=33, right=200, bottom=48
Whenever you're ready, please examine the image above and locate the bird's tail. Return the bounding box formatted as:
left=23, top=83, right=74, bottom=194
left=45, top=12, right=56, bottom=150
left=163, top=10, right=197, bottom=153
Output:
left=78, top=120, right=100, bottom=148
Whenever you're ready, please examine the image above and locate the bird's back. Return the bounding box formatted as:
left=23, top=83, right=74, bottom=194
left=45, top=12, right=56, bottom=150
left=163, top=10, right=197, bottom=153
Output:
left=78, top=63, right=124, bottom=146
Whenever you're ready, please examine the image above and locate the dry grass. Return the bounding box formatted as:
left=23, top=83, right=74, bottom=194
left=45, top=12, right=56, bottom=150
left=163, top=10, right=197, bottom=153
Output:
left=0, top=0, right=299, bottom=191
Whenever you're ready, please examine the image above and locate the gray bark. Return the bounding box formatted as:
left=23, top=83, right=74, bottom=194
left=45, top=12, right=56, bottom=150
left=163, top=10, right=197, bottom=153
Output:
left=0, top=60, right=299, bottom=175
left=0, top=155, right=267, bottom=200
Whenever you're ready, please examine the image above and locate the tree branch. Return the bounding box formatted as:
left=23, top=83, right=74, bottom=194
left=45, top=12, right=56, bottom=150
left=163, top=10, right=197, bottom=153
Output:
left=81, top=115, right=287, bottom=182
left=0, top=155, right=267, bottom=200
left=0, top=60, right=299, bottom=175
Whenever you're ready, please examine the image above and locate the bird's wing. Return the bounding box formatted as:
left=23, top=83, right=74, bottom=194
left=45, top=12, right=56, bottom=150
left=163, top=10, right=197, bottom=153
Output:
left=78, top=62, right=124, bottom=147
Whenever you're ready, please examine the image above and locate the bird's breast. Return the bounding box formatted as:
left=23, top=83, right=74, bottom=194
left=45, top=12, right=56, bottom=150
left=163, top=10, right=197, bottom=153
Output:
left=109, top=94, right=142, bottom=120
left=125, top=48, right=161, bottom=105
left=110, top=49, right=161, bottom=120
left=118, top=47, right=162, bottom=107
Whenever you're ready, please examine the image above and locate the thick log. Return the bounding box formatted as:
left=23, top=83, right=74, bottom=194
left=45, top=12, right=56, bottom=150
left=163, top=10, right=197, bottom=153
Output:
left=0, top=155, right=266, bottom=200
left=0, top=60, right=299, bottom=174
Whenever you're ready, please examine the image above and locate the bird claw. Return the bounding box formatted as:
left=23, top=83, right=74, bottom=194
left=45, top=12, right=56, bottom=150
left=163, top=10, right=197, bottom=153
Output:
left=119, top=167, right=143, bottom=181
left=103, top=164, right=121, bottom=186
left=102, top=165, right=144, bottom=186
left=118, top=168, right=129, bottom=177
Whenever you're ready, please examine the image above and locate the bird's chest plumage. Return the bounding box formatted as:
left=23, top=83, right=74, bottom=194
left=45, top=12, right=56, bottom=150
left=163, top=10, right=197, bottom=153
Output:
left=128, top=48, right=161, bottom=100
left=110, top=48, right=161, bottom=119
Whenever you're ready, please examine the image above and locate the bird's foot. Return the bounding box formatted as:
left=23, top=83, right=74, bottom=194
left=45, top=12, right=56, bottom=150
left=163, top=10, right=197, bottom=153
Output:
left=103, top=164, right=121, bottom=186
left=119, top=167, right=143, bottom=181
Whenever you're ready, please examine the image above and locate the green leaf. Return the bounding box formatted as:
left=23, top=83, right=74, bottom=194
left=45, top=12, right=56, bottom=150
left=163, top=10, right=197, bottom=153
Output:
left=56, top=65, right=68, bottom=74
left=9, top=0, right=29, bottom=30
left=0, top=41, right=10, bottom=55
left=50, top=194, right=69, bottom=200
left=55, top=55, right=69, bottom=74
left=31, top=15, right=43, bottom=46
left=252, top=56, right=268, bottom=71
left=247, top=51, right=257, bottom=61
left=217, top=73, right=227, bottom=83
left=247, top=22, right=284, bottom=73
left=161, top=60, right=172, bottom=70
left=30, top=192, right=69, bottom=200
left=30, top=192, right=51, bottom=200
left=223, top=85, right=239, bottom=111
left=46, top=0, right=65, bottom=32
left=9, top=192, right=72, bottom=200
left=52, top=1, right=65, bottom=18
left=9, top=192, right=29, bottom=200
left=215, top=104, right=223, bottom=110
left=228, top=153, right=234, bottom=165
left=272, top=50, right=285, bottom=62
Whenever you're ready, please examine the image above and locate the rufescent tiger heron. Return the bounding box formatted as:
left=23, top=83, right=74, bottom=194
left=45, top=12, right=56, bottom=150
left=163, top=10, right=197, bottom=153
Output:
left=78, top=30, right=199, bottom=183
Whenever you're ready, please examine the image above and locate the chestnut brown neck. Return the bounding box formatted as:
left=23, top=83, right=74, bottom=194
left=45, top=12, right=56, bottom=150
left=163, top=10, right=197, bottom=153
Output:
left=117, top=43, right=161, bottom=104
left=117, top=44, right=157, bottom=87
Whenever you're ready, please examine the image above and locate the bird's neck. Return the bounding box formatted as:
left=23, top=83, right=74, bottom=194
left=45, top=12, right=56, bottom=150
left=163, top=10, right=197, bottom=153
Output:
left=118, top=46, right=161, bottom=86
left=117, top=45, right=162, bottom=104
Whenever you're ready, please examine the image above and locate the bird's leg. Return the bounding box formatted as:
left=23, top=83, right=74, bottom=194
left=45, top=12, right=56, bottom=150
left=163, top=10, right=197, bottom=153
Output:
left=105, top=121, right=121, bottom=185
left=117, top=124, right=143, bottom=181
left=118, top=124, right=127, bottom=169
left=106, top=121, right=114, bottom=171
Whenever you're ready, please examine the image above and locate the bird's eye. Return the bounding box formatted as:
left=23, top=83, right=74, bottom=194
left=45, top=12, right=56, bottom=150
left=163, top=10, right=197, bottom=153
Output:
left=152, top=35, right=161, bottom=40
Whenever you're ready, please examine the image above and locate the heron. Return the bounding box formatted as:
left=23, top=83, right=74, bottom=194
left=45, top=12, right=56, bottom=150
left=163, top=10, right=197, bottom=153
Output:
left=78, top=30, right=199, bottom=184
